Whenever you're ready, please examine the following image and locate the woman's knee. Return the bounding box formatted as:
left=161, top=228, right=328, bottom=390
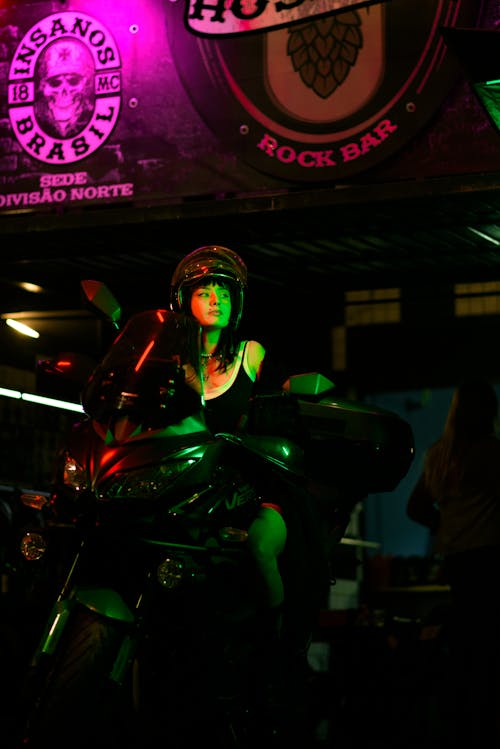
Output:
left=248, top=507, right=287, bottom=559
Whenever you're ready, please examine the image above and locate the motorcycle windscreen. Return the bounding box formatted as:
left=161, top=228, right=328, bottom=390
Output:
left=81, top=309, right=204, bottom=429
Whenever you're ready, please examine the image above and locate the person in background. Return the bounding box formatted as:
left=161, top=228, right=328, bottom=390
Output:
left=170, top=244, right=330, bottom=738
left=406, top=378, right=500, bottom=744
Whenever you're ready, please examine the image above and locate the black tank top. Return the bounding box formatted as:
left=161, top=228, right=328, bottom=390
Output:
left=203, top=343, right=255, bottom=434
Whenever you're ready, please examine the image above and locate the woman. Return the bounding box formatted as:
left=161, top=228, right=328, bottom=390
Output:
left=170, top=244, right=287, bottom=620
left=406, top=378, right=500, bottom=743
left=170, top=245, right=329, bottom=736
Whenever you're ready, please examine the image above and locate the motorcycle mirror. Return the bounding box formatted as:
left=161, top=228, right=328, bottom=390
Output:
left=36, top=352, right=97, bottom=402
left=80, top=280, right=122, bottom=329
left=282, top=372, right=336, bottom=396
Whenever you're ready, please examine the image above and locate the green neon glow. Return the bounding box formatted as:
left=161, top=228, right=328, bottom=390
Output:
left=474, top=82, right=500, bottom=131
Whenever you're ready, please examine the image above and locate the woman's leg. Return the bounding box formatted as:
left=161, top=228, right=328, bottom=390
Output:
left=247, top=505, right=287, bottom=610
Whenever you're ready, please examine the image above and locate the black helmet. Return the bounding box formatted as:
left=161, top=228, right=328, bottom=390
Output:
left=170, top=245, right=247, bottom=329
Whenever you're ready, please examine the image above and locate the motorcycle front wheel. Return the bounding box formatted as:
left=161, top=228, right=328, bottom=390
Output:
left=16, top=605, right=133, bottom=749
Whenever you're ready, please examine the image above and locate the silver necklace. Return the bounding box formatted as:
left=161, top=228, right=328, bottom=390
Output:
left=201, top=352, right=222, bottom=382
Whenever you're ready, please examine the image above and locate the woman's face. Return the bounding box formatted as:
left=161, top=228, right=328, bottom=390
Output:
left=190, top=282, right=231, bottom=329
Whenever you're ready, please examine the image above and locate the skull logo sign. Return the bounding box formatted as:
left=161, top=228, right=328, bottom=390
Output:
left=35, top=39, right=95, bottom=138
left=9, top=10, right=121, bottom=164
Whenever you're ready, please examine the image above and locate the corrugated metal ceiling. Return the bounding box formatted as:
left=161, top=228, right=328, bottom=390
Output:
left=2, top=172, right=500, bottom=303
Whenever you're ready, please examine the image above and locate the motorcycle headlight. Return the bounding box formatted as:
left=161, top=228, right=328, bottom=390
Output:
left=62, top=453, right=88, bottom=492
left=99, top=459, right=197, bottom=500
left=156, top=555, right=206, bottom=589
left=157, top=557, right=184, bottom=589
left=20, top=531, right=48, bottom=561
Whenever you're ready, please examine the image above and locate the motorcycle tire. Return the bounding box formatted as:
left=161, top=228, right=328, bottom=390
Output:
left=16, top=605, right=133, bottom=749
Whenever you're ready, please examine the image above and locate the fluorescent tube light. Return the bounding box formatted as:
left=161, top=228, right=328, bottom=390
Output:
left=5, top=318, right=40, bottom=338
left=468, top=227, right=500, bottom=246
left=0, top=387, right=84, bottom=413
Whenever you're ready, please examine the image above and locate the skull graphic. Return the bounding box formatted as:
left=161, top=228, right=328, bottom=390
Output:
left=36, top=39, right=95, bottom=138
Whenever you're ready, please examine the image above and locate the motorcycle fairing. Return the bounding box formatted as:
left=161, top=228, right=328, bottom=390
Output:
left=217, top=431, right=305, bottom=476
left=248, top=390, right=415, bottom=494
left=61, top=425, right=265, bottom=536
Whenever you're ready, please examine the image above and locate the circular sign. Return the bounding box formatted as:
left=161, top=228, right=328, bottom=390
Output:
left=166, top=0, right=483, bottom=181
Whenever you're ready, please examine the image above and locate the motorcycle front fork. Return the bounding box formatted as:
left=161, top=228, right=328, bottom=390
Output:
left=31, top=541, right=143, bottom=689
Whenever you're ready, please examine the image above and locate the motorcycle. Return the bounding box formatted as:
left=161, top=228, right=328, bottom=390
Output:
left=10, top=280, right=415, bottom=748
left=0, top=484, right=59, bottom=742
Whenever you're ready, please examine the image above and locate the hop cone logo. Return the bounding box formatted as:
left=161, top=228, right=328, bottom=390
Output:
left=287, top=11, right=363, bottom=98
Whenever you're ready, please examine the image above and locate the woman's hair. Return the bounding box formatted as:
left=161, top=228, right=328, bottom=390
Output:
left=424, top=378, right=498, bottom=497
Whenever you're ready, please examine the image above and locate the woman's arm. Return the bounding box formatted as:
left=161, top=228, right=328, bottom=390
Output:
left=244, top=339, right=266, bottom=382
left=406, top=473, right=440, bottom=533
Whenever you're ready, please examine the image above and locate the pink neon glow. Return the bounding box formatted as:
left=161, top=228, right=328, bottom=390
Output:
left=67, top=0, right=164, bottom=56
